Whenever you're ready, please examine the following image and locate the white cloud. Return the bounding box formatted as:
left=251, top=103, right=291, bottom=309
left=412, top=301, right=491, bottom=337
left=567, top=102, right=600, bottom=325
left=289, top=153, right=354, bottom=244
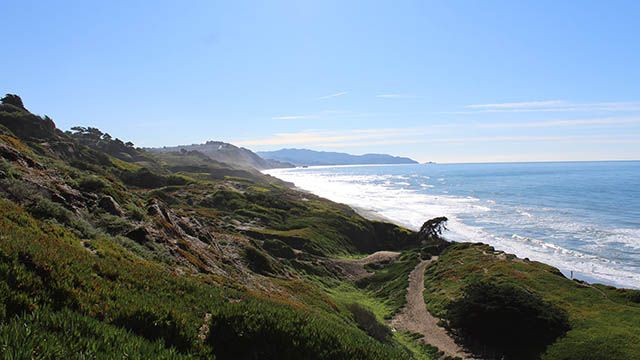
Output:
left=456, top=100, right=640, bottom=113
left=431, top=134, right=639, bottom=144
left=317, top=91, right=348, bottom=100
left=466, top=100, right=565, bottom=109
left=234, top=122, right=640, bottom=149
left=234, top=127, right=431, bottom=147
left=271, top=110, right=380, bottom=121
left=321, top=138, right=424, bottom=148
left=480, top=116, right=640, bottom=128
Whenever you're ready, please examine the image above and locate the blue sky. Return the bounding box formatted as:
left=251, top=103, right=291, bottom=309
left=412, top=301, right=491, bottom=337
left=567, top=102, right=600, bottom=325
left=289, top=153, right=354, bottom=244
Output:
left=2, top=0, right=639, bottom=163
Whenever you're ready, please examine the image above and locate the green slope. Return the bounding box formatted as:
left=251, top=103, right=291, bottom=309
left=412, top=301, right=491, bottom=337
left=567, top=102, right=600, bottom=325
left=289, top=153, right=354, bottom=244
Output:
left=1, top=94, right=639, bottom=360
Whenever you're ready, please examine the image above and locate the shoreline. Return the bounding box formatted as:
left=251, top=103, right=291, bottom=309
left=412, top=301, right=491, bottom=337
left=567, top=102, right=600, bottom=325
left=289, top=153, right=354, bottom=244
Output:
left=351, top=204, right=632, bottom=289
left=265, top=167, right=638, bottom=290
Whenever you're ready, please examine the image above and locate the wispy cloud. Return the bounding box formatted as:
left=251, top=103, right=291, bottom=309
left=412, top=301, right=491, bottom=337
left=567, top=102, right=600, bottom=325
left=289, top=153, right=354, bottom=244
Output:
left=480, top=116, right=640, bottom=129
left=431, top=134, right=639, bottom=144
left=234, top=117, right=640, bottom=149
left=271, top=109, right=381, bottom=121
left=466, top=100, right=565, bottom=109
left=376, top=93, right=418, bottom=99
left=234, top=127, right=431, bottom=147
left=453, top=100, right=640, bottom=114
left=317, top=91, right=348, bottom=100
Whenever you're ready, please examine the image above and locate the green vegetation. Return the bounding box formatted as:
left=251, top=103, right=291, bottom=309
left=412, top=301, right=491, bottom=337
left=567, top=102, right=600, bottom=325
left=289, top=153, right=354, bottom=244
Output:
left=446, top=281, right=570, bottom=359
left=0, top=96, right=429, bottom=359
left=207, top=299, right=407, bottom=360
left=357, top=251, right=421, bottom=316
left=0, top=308, right=194, bottom=359
left=2, top=94, right=639, bottom=359
left=318, top=280, right=436, bottom=360
left=346, top=303, right=393, bottom=342
left=424, top=243, right=640, bottom=360
left=0, top=197, right=420, bottom=359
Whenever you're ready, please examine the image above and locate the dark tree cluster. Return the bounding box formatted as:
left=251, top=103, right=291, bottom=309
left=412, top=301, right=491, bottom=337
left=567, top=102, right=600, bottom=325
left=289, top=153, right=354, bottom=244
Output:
left=69, top=126, right=139, bottom=160
left=419, top=216, right=448, bottom=240
left=0, top=94, right=57, bottom=139
left=1, top=94, right=26, bottom=110
left=416, top=217, right=451, bottom=257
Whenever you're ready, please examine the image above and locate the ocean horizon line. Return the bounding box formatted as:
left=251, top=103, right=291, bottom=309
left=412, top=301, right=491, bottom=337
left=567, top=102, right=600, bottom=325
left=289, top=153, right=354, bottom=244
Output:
left=265, top=158, right=640, bottom=171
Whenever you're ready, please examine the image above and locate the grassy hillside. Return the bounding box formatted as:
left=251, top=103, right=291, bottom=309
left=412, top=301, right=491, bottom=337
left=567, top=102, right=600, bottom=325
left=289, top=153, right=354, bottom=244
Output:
left=1, top=94, right=639, bottom=359
left=423, top=243, right=640, bottom=360
left=150, top=141, right=293, bottom=170
left=0, top=95, right=431, bottom=359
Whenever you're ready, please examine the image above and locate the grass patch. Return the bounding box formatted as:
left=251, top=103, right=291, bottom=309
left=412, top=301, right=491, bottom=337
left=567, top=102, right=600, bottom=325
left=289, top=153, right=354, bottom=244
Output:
left=423, top=243, right=640, bottom=360
left=357, top=250, right=421, bottom=316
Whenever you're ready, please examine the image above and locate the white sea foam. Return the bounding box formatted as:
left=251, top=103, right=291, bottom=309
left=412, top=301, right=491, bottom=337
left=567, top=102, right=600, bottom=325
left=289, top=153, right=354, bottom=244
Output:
left=518, top=210, right=533, bottom=218
left=265, top=167, right=640, bottom=288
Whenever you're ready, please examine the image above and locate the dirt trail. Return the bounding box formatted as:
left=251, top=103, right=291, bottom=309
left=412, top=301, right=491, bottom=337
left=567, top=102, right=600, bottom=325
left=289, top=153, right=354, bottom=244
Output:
left=332, top=251, right=401, bottom=281
left=391, top=257, right=470, bottom=359
left=353, top=251, right=401, bottom=265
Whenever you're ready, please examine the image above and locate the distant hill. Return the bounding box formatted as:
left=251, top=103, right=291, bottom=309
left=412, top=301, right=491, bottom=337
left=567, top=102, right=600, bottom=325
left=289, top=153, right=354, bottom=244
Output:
left=3, top=94, right=640, bottom=360
left=149, top=141, right=293, bottom=170
left=257, top=148, right=419, bottom=166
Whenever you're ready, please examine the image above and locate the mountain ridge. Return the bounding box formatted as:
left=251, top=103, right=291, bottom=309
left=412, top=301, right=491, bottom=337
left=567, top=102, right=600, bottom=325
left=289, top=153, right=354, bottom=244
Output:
left=258, top=148, right=419, bottom=166
left=1, top=94, right=640, bottom=360
left=149, top=141, right=294, bottom=170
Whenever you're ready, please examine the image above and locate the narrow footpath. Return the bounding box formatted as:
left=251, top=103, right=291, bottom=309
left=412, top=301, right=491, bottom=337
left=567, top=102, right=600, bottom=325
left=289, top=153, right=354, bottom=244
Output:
left=390, top=257, right=470, bottom=359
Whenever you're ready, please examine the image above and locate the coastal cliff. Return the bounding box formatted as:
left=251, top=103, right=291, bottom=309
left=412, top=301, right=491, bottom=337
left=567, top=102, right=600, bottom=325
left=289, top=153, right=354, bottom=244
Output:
left=1, top=95, right=639, bottom=359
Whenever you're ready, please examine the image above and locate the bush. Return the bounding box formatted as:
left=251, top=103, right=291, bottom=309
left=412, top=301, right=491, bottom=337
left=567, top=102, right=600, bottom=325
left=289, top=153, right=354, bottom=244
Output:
left=207, top=300, right=407, bottom=360
left=27, top=197, right=72, bottom=224
left=0, top=308, right=195, bottom=359
left=120, top=168, right=188, bottom=188
left=77, top=175, right=109, bottom=192
left=113, top=309, right=194, bottom=352
left=200, top=190, right=247, bottom=210
left=0, top=281, right=35, bottom=320
left=0, top=159, right=15, bottom=179
left=346, top=303, right=392, bottom=342
left=446, top=281, right=570, bottom=359
left=262, top=239, right=295, bottom=259
left=1, top=178, right=41, bottom=203
left=94, top=212, right=133, bottom=235
left=244, top=246, right=277, bottom=275
left=125, top=202, right=146, bottom=221
left=1, top=94, right=25, bottom=109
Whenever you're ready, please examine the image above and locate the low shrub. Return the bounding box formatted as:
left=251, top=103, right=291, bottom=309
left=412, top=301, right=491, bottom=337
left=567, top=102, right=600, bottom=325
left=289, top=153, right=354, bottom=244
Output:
left=244, top=246, right=277, bottom=275
left=446, top=281, right=570, bottom=360
left=0, top=308, right=195, bottom=359
left=113, top=309, right=194, bottom=352
left=346, top=303, right=392, bottom=342
left=125, top=202, right=147, bottom=221
left=0, top=159, right=15, bottom=179
left=27, top=197, right=72, bottom=224
left=207, top=299, right=408, bottom=360
left=200, top=189, right=247, bottom=210
left=77, top=175, right=109, bottom=192
left=261, top=238, right=295, bottom=259
left=94, top=212, right=133, bottom=235
left=120, top=168, right=189, bottom=189
left=357, top=251, right=420, bottom=315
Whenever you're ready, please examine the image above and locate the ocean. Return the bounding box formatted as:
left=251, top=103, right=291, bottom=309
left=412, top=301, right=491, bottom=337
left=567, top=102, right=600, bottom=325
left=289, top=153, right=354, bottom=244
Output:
left=265, top=161, right=640, bottom=289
